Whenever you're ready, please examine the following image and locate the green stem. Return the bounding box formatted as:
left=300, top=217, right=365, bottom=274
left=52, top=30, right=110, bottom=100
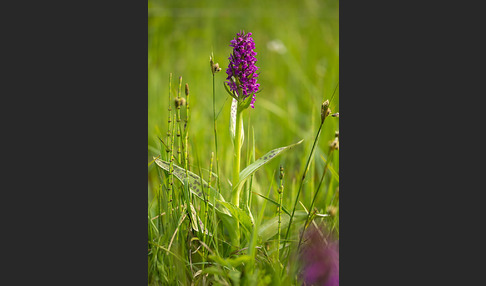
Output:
left=212, top=73, right=222, bottom=192
left=231, top=105, right=243, bottom=249
left=281, top=120, right=323, bottom=273
left=232, top=106, right=243, bottom=207
left=297, top=148, right=334, bottom=251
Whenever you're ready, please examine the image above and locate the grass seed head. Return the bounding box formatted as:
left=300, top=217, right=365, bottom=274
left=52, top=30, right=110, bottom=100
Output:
left=210, top=55, right=221, bottom=74
left=330, top=137, right=339, bottom=151
left=175, top=97, right=186, bottom=108
left=321, top=100, right=330, bottom=123
left=212, top=63, right=221, bottom=73
left=327, top=205, right=338, bottom=217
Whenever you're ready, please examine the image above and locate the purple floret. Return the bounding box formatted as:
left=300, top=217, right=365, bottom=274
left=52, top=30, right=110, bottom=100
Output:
left=226, top=31, right=260, bottom=108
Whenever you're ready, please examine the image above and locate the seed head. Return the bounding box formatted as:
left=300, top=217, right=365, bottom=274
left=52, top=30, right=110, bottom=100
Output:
left=185, top=83, right=189, bottom=96
left=174, top=97, right=185, bottom=108
left=213, top=63, right=221, bottom=73
left=330, top=137, right=339, bottom=151
left=210, top=55, right=222, bottom=74
left=321, top=100, right=330, bottom=123
left=327, top=205, right=338, bottom=217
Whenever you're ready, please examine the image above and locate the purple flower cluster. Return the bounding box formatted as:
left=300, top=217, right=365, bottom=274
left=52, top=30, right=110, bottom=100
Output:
left=226, top=31, right=260, bottom=108
left=300, top=227, right=339, bottom=286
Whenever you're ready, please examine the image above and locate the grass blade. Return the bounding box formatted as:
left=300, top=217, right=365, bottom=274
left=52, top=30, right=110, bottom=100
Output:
left=258, top=211, right=307, bottom=243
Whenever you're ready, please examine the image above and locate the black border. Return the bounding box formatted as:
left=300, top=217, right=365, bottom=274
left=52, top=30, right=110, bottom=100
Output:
left=341, top=1, right=483, bottom=285
left=3, top=1, right=147, bottom=284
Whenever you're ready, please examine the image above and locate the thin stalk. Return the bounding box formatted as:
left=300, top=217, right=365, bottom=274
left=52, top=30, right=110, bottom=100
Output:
left=166, top=73, right=172, bottom=160
left=297, top=148, right=334, bottom=250
left=176, top=77, right=182, bottom=164
left=277, top=165, right=284, bottom=263
left=183, top=82, right=191, bottom=217
left=168, top=114, right=176, bottom=216
left=281, top=97, right=333, bottom=268
left=203, top=154, right=214, bottom=258
left=281, top=120, right=323, bottom=264
left=212, top=72, right=222, bottom=192
left=184, top=83, right=190, bottom=172
left=248, top=127, right=255, bottom=208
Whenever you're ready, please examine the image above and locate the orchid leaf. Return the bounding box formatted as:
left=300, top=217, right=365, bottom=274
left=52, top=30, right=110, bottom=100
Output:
left=235, top=139, right=304, bottom=191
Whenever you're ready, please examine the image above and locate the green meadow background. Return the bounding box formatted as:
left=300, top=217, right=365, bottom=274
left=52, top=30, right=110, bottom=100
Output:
left=148, top=0, right=339, bottom=235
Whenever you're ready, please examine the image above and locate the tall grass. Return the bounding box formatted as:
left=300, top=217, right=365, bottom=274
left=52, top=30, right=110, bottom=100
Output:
left=148, top=0, right=339, bottom=284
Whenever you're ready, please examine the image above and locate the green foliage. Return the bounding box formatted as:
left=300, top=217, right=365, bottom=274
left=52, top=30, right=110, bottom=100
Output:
left=154, top=158, right=228, bottom=213
left=258, top=211, right=308, bottom=243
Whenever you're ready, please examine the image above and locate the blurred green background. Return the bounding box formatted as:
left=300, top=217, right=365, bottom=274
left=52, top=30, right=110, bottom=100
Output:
left=148, top=0, right=339, bottom=211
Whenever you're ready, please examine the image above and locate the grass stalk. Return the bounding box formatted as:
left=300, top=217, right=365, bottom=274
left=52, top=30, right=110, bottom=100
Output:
left=281, top=99, right=331, bottom=267
left=281, top=120, right=323, bottom=264
left=166, top=73, right=172, bottom=161
left=168, top=114, right=176, bottom=213
left=184, top=83, right=190, bottom=172
left=211, top=56, right=222, bottom=192
left=297, top=147, right=335, bottom=250
left=202, top=152, right=214, bottom=268
left=277, top=165, right=284, bottom=263
left=176, top=77, right=182, bottom=165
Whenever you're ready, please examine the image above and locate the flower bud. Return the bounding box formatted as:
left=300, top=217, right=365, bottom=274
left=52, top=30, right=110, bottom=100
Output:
left=185, top=83, right=189, bottom=96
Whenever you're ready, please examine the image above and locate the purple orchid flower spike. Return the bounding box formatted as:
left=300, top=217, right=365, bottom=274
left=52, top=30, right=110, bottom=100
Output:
left=225, top=30, right=260, bottom=108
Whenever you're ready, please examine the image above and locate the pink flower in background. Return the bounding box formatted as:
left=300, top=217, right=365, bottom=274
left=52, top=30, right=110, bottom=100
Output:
left=300, top=227, right=339, bottom=286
